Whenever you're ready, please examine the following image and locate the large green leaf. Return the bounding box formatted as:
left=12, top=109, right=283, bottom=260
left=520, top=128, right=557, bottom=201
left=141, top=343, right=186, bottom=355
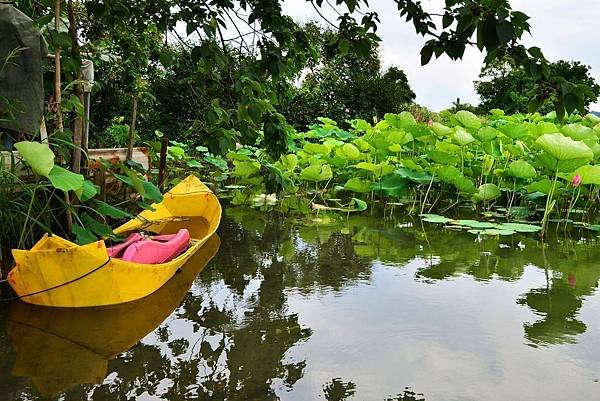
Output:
left=431, top=122, right=452, bottom=137
left=508, top=160, right=537, bottom=179
left=344, top=177, right=372, bottom=193
left=372, top=174, right=407, bottom=197
left=561, top=123, right=596, bottom=141
left=47, top=166, right=84, bottom=192
left=498, top=123, right=529, bottom=139
left=573, top=165, right=600, bottom=185
left=14, top=141, right=54, bottom=177
left=474, top=126, right=500, bottom=142
left=455, top=110, right=481, bottom=129
left=233, top=160, right=260, bottom=177
left=394, top=167, right=433, bottom=184
left=474, top=183, right=501, bottom=201
left=535, top=134, right=593, bottom=161
left=299, top=164, right=333, bottom=182
left=76, top=179, right=100, bottom=201
left=303, top=143, right=331, bottom=156
left=427, top=150, right=460, bottom=165
left=452, top=127, right=476, bottom=146
left=336, top=143, right=361, bottom=160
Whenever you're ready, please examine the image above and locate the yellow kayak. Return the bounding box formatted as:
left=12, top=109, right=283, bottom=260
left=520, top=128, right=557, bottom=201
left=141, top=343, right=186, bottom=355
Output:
left=8, top=234, right=220, bottom=398
left=8, top=174, right=222, bottom=307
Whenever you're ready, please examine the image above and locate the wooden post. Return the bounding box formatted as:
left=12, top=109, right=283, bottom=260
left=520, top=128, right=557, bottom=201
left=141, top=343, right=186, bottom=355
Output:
left=157, top=135, right=169, bottom=190
left=68, top=0, right=83, bottom=173
left=126, top=95, right=138, bottom=161
left=53, top=0, right=63, bottom=132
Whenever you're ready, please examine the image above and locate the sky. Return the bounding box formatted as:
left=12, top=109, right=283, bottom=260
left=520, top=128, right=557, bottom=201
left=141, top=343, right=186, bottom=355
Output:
left=281, top=0, right=600, bottom=112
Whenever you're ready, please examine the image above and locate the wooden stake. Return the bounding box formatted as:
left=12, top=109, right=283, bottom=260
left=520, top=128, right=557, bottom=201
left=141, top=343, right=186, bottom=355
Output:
left=67, top=0, right=83, bottom=173
left=53, top=0, right=63, bottom=132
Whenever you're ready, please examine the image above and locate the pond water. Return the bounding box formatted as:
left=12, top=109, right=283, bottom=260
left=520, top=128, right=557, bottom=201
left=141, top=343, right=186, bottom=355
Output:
left=1, top=209, right=600, bottom=400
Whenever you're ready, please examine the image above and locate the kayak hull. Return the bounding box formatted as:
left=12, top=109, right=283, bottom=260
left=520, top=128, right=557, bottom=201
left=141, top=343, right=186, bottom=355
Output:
left=8, top=175, right=221, bottom=307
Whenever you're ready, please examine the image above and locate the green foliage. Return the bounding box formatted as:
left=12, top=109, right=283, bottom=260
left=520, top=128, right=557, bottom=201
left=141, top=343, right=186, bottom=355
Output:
left=476, top=59, right=600, bottom=115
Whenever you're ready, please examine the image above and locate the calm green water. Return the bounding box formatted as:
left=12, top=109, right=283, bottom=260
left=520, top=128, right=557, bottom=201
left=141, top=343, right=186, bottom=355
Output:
left=2, top=209, right=600, bottom=400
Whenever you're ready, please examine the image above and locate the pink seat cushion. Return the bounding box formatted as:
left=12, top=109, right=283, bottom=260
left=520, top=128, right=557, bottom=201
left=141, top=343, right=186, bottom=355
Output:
left=107, top=233, right=143, bottom=258
left=121, top=229, right=190, bottom=264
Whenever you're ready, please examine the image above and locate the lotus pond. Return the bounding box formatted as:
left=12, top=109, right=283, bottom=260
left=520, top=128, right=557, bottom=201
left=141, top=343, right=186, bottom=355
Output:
left=1, top=208, right=600, bottom=400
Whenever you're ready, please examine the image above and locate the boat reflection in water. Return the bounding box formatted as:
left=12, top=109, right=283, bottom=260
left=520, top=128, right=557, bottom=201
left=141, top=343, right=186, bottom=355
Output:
left=7, top=234, right=220, bottom=398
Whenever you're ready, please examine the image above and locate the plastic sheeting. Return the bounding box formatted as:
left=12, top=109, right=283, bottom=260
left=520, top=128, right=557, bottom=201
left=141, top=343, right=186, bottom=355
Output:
left=0, top=4, right=48, bottom=135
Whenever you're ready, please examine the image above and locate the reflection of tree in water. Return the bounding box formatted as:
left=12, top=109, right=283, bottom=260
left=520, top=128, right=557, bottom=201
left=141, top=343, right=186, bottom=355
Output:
left=323, top=378, right=356, bottom=401
left=352, top=215, right=600, bottom=346
left=14, top=212, right=370, bottom=401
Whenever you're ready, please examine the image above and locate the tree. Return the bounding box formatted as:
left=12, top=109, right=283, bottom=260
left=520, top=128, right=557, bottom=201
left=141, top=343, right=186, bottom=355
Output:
left=283, top=25, right=415, bottom=129
left=475, top=59, right=600, bottom=114
left=14, top=0, right=598, bottom=157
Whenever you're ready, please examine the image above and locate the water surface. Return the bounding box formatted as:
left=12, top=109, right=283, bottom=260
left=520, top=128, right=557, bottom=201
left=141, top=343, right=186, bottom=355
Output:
left=1, top=209, right=600, bottom=400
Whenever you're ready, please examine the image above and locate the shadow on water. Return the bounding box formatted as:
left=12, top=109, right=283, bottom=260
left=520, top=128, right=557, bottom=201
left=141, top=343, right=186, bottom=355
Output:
left=1, top=208, right=600, bottom=400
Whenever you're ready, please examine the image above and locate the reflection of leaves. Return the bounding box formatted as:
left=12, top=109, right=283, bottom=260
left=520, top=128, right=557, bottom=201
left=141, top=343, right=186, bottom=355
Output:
left=517, top=282, right=587, bottom=346
left=323, top=378, right=357, bottom=401
left=385, top=387, right=426, bottom=400
left=168, top=338, right=190, bottom=357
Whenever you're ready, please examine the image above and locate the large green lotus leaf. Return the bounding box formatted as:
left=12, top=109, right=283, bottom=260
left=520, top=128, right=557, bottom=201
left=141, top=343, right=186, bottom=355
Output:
left=406, top=124, right=432, bottom=139
left=453, top=176, right=476, bottom=194
left=279, top=154, right=298, bottom=171
left=436, top=141, right=461, bottom=154
left=556, top=158, right=591, bottom=173
left=531, top=122, right=559, bottom=137
left=452, top=127, right=476, bottom=146
left=300, top=164, right=333, bottom=182
left=419, top=214, right=451, bottom=223
left=351, top=198, right=368, bottom=211
left=233, top=160, right=260, bottom=177
left=496, top=222, right=542, bottom=233
left=386, top=129, right=413, bottom=145
left=385, top=111, right=416, bottom=130
left=525, top=178, right=563, bottom=194
left=14, top=141, right=54, bottom=177
left=435, top=165, right=462, bottom=183
left=474, top=126, right=500, bottom=142
left=371, top=174, right=407, bottom=197
left=498, top=123, right=529, bottom=140
left=394, top=167, right=433, bottom=184
left=428, top=150, right=459, bottom=165
left=431, top=122, right=452, bottom=137
left=344, top=177, right=372, bottom=193
left=454, top=219, right=497, bottom=228
left=455, top=110, right=481, bottom=129
left=352, top=138, right=374, bottom=152
left=508, top=160, right=537, bottom=179
left=303, top=143, right=331, bottom=156
left=474, top=183, right=501, bottom=201
left=47, top=166, right=84, bottom=193
left=535, top=133, right=593, bottom=161
left=573, top=165, right=600, bottom=185
left=355, top=162, right=394, bottom=178
left=585, top=113, right=600, bottom=125
left=336, top=143, right=361, bottom=160
left=561, top=123, right=596, bottom=141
